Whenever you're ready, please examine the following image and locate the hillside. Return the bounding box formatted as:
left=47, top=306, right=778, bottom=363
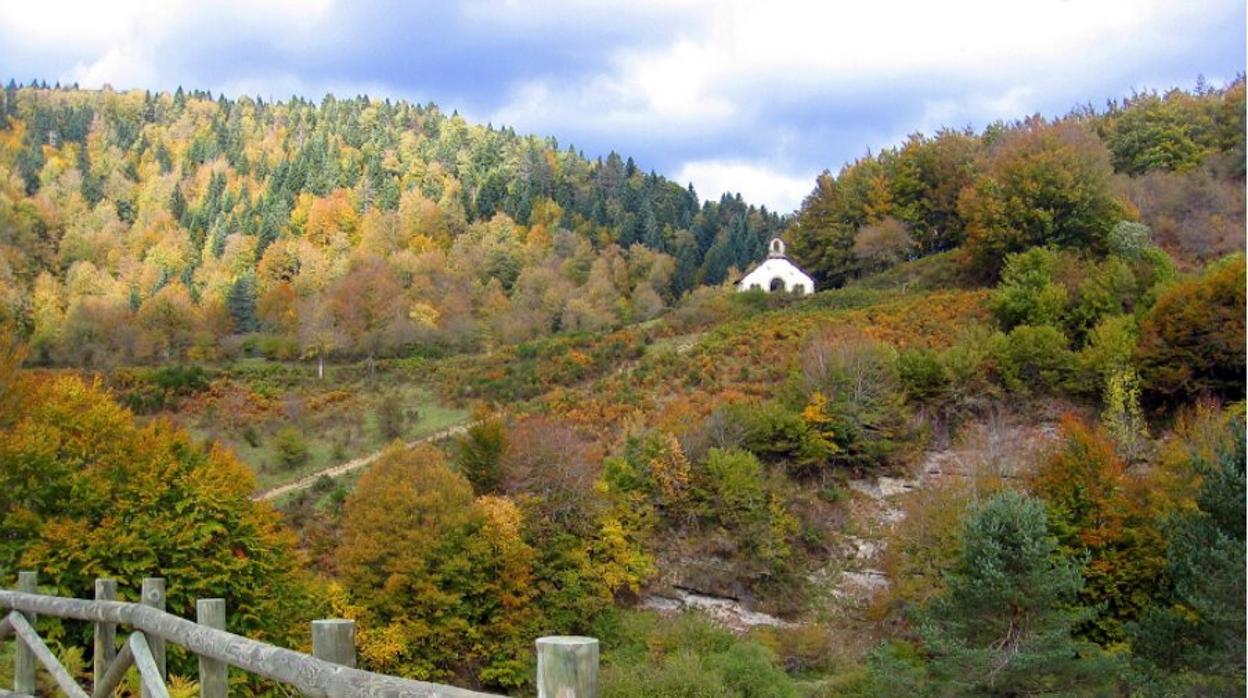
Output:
left=0, top=82, right=782, bottom=366
left=0, top=76, right=1244, bottom=697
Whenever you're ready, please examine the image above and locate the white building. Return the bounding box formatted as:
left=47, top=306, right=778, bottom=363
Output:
left=737, top=238, right=815, bottom=295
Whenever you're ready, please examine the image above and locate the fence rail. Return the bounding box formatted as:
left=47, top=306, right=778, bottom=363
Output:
left=1, top=572, right=599, bottom=698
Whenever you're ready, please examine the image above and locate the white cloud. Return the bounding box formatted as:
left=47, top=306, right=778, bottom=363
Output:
left=2, top=0, right=1238, bottom=213
left=675, top=159, right=814, bottom=213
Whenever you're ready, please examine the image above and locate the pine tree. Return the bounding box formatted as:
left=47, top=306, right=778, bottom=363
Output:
left=227, top=275, right=259, bottom=333
left=920, top=491, right=1120, bottom=694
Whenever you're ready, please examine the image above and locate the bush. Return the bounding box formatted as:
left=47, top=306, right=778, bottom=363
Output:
left=272, top=425, right=309, bottom=468
left=989, top=247, right=1068, bottom=329
left=898, top=347, right=950, bottom=403
left=991, top=325, right=1074, bottom=395
left=599, top=611, right=798, bottom=698
left=455, top=415, right=507, bottom=495
left=1137, top=254, right=1246, bottom=405
left=1107, top=220, right=1153, bottom=259
left=375, top=392, right=405, bottom=440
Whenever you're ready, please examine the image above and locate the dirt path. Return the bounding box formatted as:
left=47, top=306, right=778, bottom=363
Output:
left=253, top=423, right=471, bottom=501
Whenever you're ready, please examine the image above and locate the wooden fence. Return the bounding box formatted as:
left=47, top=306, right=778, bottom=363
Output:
left=0, top=572, right=598, bottom=698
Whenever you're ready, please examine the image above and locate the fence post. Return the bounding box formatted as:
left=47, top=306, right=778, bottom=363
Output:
left=94, top=578, right=118, bottom=691
left=536, top=636, right=599, bottom=698
left=14, top=571, right=36, bottom=695
left=311, top=619, right=356, bottom=668
left=196, top=599, right=227, bottom=698
left=141, top=577, right=167, bottom=698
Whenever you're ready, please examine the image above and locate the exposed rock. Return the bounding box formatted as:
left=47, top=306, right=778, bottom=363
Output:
left=640, top=588, right=796, bottom=633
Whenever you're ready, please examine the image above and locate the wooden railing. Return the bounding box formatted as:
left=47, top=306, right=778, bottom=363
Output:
left=1, top=572, right=599, bottom=698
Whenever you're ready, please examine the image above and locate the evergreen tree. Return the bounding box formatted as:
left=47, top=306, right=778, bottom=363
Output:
left=919, top=491, right=1120, bottom=695
left=1131, top=419, right=1245, bottom=693
left=227, top=275, right=259, bottom=333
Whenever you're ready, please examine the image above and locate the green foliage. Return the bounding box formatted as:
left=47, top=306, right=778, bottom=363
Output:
left=227, top=274, right=260, bottom=333
left=455, top=415, right=507, bottom=495
left=797, top=333, right=910, bottom=470
left=1107, top=220, right=1153, bottom=259
left=114, top=364, right=213, bottom=413
left=919, top=490, right=1121, bottom=695
left=272, top=425, right=310, bottom=468
left=990, top=324, right=1074, bottom=395
left=599, top=611, right=798, bottom=698
left=1101, top=367, right=1149, bottom=461
left=702, top=448, right=769, bottom=528
left=989, top=247, right=1068, bottom=329
left=1078, top=314, right=1139, bottom=384
left=1137, top=254, right=1246, bottom=406
left=897, top=347, right=949, bottom=403
left=732, top=401, right=833, bottom=476
left=1101, top=87, right=1242, bottom=175
left=1130, top=417, right=1245, bottom=694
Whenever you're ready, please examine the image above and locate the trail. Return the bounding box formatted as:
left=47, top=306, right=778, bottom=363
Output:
left=253, top=423, right=471, bottom=501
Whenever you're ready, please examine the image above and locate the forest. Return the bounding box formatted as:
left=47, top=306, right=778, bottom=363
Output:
left=0, top=76, right=1244, bottom=697
left=0, top=80, right=781, bottom=366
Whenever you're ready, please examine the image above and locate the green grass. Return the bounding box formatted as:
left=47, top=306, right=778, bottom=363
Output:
left=182, top=374, right=466, bottom=491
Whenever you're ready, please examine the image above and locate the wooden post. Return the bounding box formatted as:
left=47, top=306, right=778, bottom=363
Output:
left=196, top=599, right=227, bottom=698
left=536, top=636, right=598, bottom=698
left=14, top=571, right=36, bottom=695
left=141, top=577, right=167, bottom=698
left=94, top=579, right=117, bottom=691
left=311, top=619, right=356, bottom=668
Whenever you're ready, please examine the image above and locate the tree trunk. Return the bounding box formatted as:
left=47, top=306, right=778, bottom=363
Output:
left=318, top=351, right=324, bottom=380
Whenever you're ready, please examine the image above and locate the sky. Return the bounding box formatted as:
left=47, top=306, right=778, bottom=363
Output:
left=0, top=0, right=1243, bottom=213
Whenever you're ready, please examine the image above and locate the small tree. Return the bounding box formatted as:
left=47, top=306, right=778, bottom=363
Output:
left=455, top=414, right=507, bottom=495
left=988, top=247, right=1068, bottom=330
left=375, top=392, right=405, bottom=441
left=273, top=425, right=309, bottom=469
left=1130, top=418, right=1245, bottom=693
left=920, top=490, right=1119, bottom=694
left=1137, top=254, right=1245, bottom=406
left=852, top=216, right=914, bottom=274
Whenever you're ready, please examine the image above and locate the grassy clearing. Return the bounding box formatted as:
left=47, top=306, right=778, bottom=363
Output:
left=149, top=360, right=467, bottom=491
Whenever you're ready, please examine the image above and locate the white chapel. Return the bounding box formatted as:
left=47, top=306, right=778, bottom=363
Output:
left=738, top=238, right=816, bottom=295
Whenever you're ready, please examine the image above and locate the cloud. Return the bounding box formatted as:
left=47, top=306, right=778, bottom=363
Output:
left=676, top=160, right=815, bottom=214
left=0, top=0, right=1242, bottom=212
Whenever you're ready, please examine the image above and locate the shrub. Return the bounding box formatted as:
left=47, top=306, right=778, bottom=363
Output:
left=599, top=612, right=798, bottom=698
left=1137, top=254, right=1245, bottom=405
left=898, top=347, right=949, bottom=403
left=991, top=325, right=1074, bottom=395
left=702, top=448, right=768, bottom=528
left=989, top=247, right=1068, bottom=329
left=1064, top=256, right=1138, bottom=342
left=1107, top=220, right=1153, bottom=259
left=375, top=392, right=405, bottom=440
left=455, top=414, right=507, bottom=495
left=272, top=425, right=310, bottom=468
